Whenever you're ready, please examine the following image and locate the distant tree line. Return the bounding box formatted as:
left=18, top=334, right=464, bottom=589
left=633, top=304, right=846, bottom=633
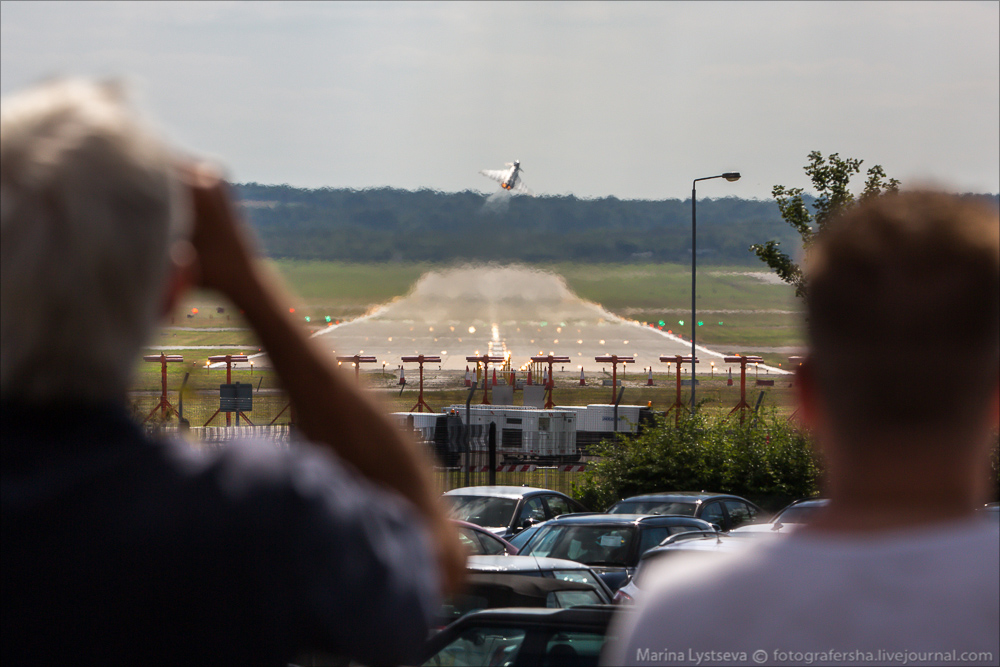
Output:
left=233, top=183, right=997, bottom=265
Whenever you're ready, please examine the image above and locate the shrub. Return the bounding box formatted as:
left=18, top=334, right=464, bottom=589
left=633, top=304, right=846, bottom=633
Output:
left=573, top=411, right=822, bottom=513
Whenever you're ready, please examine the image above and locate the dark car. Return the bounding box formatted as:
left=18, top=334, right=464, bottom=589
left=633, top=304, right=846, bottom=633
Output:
left=454, top=519, right=519, bottom=555
left=466, top=554, right=615, bottom=603
left=421, top=605, right=626, bottom=667
left=444, top=486, right=588, bottom=540
left=516, top=513, right=716, bottom=592
left=436, top=573, right=606, bottom=628
left=607, top=491, right=766, bottom=531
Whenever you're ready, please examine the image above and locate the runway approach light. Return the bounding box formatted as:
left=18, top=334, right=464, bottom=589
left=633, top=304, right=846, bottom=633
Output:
left=469, top=326, right=476, bottom=334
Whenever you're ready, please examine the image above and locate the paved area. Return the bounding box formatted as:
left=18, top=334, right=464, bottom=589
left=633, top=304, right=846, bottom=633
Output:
left=231, top=266, right=790, bottom=377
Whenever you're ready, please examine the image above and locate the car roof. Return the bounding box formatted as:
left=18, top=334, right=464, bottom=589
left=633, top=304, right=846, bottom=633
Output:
left=444, top=486, right=561, bottom=499
left=467, top=555, right=595, bottom=572
left=614, top=492, right=731, bottom=503
left=548, top=513, right=710, bottom=526
left=643, top=533, right=759, bottom=556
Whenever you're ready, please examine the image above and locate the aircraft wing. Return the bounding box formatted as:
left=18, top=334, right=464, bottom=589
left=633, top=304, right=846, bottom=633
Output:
left=480, top=169, right=508, bottom=184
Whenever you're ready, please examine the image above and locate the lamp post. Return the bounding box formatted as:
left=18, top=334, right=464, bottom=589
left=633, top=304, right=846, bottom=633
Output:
left=691, top=172, right=740, bottom=414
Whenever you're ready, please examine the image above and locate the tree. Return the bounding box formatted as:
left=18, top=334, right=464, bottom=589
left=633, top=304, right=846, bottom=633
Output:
left=750, top=151, right=899, bottom=297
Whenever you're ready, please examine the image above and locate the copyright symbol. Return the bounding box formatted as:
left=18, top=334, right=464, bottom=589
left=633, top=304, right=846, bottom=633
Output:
left=753, top=649, right=768, bottom=664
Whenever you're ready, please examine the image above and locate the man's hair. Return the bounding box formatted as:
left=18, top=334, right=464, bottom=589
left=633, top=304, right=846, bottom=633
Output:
left=805, top=190, right=999, bottom=439
left=1, top=79, right=188, bottom=403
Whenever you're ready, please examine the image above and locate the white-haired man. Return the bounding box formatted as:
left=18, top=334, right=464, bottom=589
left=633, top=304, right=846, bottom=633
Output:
left=1, top=79, right=464, bottom=665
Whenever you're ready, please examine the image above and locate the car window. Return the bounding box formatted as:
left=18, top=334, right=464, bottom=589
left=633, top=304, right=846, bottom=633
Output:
left=457, top=527, right=482, bottom=554
left=545, top=589, right=604, bottom=608
left=699, top=501, right=725, bottom=526
left=518, top=497, right=547, bottom=526
left=422, top=628, right=526, bottom=667
left=723, top=501, right=752, bottom=529
left=447, top=496, right=518, bottom=528
left=637, top=527, right=673, bottom=557
left=548, top=570, right=609, bottom=602
left=544, top=495, right=573, bottom=518
left=543, top=631, right=606, bottom=667
left=475, top=531, right=507, bottom=555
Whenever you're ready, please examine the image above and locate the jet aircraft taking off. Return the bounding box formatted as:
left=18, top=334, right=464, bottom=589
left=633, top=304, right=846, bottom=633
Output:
left=480, top=160, right=532, bottom=194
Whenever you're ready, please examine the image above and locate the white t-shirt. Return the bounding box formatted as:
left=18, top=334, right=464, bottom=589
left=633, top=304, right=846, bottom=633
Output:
left=604, top=518, right=999, bottom=666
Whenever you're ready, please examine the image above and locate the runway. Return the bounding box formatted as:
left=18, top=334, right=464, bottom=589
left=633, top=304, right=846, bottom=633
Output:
left=296, top=265, right=791, bottom=376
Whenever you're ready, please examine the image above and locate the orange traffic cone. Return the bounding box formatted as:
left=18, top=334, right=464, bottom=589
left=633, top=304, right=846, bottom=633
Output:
left=579, top=367, right=586, bottom=386
left=464, top=365, right=471, bottom=387
left=398, top=365, right=405, bottom=385
left=646, top=366, right=654, bottom=386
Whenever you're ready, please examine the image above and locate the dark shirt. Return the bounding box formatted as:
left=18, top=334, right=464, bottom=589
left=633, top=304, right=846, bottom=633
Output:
left=1, top=402, right=440, bottom=666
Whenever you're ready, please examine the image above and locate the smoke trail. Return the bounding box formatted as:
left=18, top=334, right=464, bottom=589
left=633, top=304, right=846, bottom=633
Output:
left=482, top=189, right=511, bottom=214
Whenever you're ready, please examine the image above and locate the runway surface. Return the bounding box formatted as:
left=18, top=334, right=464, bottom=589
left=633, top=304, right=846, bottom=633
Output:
left=290, top=265, right=791, bottom=376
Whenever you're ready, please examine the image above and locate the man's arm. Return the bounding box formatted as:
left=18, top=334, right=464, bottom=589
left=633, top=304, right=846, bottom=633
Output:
left=181, top=166, right=465, bottom=594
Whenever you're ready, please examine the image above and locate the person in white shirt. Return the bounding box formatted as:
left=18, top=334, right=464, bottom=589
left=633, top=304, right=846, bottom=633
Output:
left=605, top=191, right=999, bottom=667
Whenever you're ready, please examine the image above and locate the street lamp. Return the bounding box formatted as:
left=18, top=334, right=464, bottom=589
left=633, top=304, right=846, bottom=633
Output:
left=690, top=172, right=740, bottom=414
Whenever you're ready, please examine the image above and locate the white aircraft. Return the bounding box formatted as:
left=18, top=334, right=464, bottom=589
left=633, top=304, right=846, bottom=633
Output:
left=480, top=160, right=532, bottom=194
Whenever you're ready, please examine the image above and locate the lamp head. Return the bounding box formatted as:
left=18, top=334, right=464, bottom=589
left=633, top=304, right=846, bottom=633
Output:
left=722, top=172, right=741, bottom=182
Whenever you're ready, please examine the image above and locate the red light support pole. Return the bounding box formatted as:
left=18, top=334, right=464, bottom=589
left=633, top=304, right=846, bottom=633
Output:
left=401, top=355, right=442, bottom=412
left=724, top=355, right=763, bottom=425
left=204, top=354, right=250, bottom=427
left=336, top=354, right=378, bottom=382
left=142, top=354, right=183, bottom=422
left=466, top=355, right=506, bottom=405
left=594, top=355, right=635, bottom=404
left=530, top=355, right=571, bottom=408
left=659, top=355, right=698, bottom=426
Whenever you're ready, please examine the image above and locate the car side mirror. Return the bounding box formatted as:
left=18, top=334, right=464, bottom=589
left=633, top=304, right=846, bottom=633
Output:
left=521, top=517, right=537, bottom=530
left=710, top=523, right=722, bottom=532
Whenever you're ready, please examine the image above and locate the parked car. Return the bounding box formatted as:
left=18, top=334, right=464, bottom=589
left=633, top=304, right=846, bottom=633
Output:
left=454, top=519, right=519, bottom=555
left=516, top=513, right=716, bottom=592
left=466, top=554, right=614, bottom=603
left=607, top=491, right=766, bottom=531
left=421, top=605, right=626, bottom=667
left=436, top=573, right=605, bottom=628
left=613, top=531, right=767, bottom=605
left=444, top=486, right=587, bottom=540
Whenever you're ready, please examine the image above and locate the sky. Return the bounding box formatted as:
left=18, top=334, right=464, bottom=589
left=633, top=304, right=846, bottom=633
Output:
left=2, top=1, right=998, bottom=201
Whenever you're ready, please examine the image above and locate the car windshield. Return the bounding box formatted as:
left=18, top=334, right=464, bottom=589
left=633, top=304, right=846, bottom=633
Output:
left=507, top=522, right=544, bottom=550
left=609, top=500, right=697, bottom=516
left=522, top=525, right=636, bottom=566
left=446, top=496, right=518, bottom=528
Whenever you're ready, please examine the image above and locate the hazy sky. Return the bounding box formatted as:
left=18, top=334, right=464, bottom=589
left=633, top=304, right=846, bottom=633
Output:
left=2, top=1, right=997, bottom=200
